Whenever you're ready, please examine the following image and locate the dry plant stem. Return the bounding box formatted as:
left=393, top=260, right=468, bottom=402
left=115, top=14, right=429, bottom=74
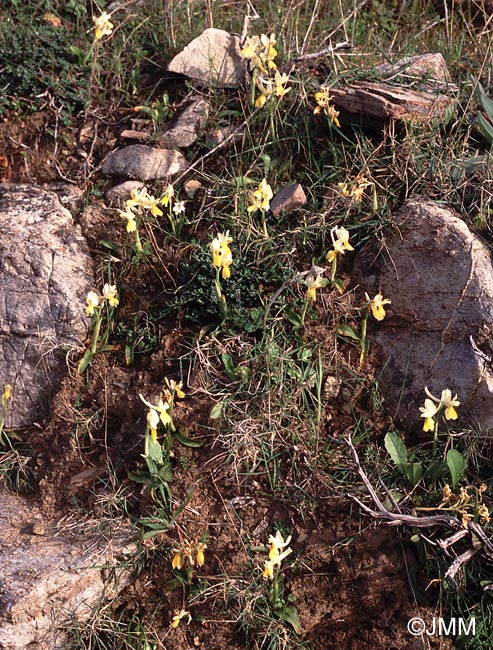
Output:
left=343, top=435, right=493, bottom=586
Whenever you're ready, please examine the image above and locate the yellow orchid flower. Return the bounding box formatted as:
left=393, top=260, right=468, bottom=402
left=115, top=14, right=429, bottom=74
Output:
left=120, top=208, right=137, bottom=233
left=241, top=35, right=262, bottom=68
left=268, top=530, right=292, bottom=559
left=93, top=11, right=114, bottom=40
left=85, top=291, right=100, bottom=316
left=424, top=387, right=460, bottom=421
left=365, top=292, right=391, bottom=321
left=260, top=33, right=277, bottom=71
left=248, top=178, right=273, bottom=213
left=304, top=270, right=328, bottom=302
left=140, top=394, right=172, bottom=437
left=146, top=408, right=160, bottom=441
left=171, top=551, right=183, bottom=570
left=161, top=184, right=174, bottom=208
left=419, top=398, right=439, bottom=432
left=196, top=542, right=207, bottom=567
left=171, top=609, right=191, bottom=628
left=274, top=71, right=290, bottom=97
left=314, top=86, right=340, bottom=126
left=440, top=389, right=460, bottom=420
left=327, top=225, right=354, bottom=262
left=102, top=283, right=119, bottom=308
left=262, top=530, right=293, bottom=580
left=166, top=379, right=186, bottom=399
left=210, top=232, right=233, bottom=279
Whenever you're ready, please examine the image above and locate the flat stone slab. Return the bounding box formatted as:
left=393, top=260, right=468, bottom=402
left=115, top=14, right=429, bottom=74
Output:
left=354, top=197, right=493, bottom=430
left=159, top=98, right=210, bottom=148
left=0, top=185, right=93, bottom=428
left=102, top=144, right=187, bottom=180
left=0, top=490, right=136, bottom=650
left=167, top=28, right=247, bottom=88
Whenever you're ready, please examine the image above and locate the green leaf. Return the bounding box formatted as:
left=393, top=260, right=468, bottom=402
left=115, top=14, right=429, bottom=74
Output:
left=478, top=83, right=493, bottom=121
left=477, top=112, right=493, bottom=146
left=77, top=348, right=93, bottom=374
left=333, top=278, right=344, bottom=294
left=336, top=324, right=360, bottom=341
left=446, top=449, right=465, bottom=488
left=173, top=429, right=204, bottom=448
left=209, top=401, right=224, bottom=419
left=221, top=352, right=237, bottom=381
left=127, top=469, right=151, bottom=483
left=276, top=606, right=301, bottom=634
left=384, top=431, right=409, bottom=467
left=147, top=437, right=164, bottom=464
left=286, top=311, right=302, bottom=327
left=100, top=239, right=119, bottom=251
left=402, top=461, right=423, bottom=487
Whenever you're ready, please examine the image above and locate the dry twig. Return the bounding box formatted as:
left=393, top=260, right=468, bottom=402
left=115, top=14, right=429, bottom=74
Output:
left=344, top=434, right=493, bottom=586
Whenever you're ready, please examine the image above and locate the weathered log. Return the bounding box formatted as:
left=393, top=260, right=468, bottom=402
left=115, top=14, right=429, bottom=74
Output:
left=330, top=80, right=454, bottom=124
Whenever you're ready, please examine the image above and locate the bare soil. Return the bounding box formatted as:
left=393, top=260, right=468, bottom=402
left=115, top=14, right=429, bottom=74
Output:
left=0, top=109, right=451, bottom=650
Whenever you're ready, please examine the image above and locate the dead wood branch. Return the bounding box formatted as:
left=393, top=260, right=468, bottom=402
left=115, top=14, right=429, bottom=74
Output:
left=344, top=435, right=493, bottom=586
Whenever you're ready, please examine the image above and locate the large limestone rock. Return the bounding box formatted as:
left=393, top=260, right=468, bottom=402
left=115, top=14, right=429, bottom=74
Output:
left=102, top=144, right=187, bottom=180
left=0, top=185, right=93, bottom=428
left=0, top=490, right=135, bottom=649
left=167, top=28, right=247, bottom=88
left=354, top=197, right=493, bottom=430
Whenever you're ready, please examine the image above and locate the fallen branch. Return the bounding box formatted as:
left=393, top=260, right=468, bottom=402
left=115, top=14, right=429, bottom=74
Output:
left=344, top=434, right=493, bottom=586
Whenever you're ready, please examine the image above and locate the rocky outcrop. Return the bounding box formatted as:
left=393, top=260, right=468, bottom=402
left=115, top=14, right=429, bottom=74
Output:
left=0, top=185, right=93, bottom=428
left=354, top=197, right=493, bottom=431
left=167, top=28, right=247, bottom=88
left=0, top=490, right=136, bottom=649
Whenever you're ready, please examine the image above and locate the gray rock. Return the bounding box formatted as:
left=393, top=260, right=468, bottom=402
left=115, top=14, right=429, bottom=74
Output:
left=0, top=489, right=135, bottom=649
left=270, top=184, right=307, bottom=217
left=378, top=53, right=452, bottom=87
left=0, top=185, right=93, bottom=429
left=102, top=145, right=187, bottom=180
left=105, top=180, right=144, bottom=202
left=167, top=28, right=247, bottom=88
left=159, top=98, right=210, bottom=148
left=353, top=197, right=493, bottom=430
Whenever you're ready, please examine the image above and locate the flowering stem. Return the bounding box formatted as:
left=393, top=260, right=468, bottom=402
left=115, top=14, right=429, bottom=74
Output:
left=134, top=227, right=143, bottom=253
left=359, top=308, right=369, bottom=367
left=250, top=68, right=258, bottom=108
left=168, top=206, right=176, bottom=236
left=91, top=309, right=103, bottom=354
left=330, top=257, right=337, bottom=283
left=260, top=208, right=269, bottom=238
left=214, top=267, right=228, bottom=319
left=432, top=419, right=440, bottom=456
left=299, top=299, right=309, bottom=327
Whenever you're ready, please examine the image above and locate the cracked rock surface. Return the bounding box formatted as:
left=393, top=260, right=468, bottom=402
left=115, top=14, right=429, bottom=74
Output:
left=0, top=185, right=93, bottom=428
left=0, top=489, right=135, bottom=650
left=354, top=197, right=493, bottom=430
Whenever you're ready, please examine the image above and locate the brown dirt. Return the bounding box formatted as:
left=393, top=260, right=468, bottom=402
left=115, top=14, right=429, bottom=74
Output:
left=0, top=109, right=453, bottom=650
